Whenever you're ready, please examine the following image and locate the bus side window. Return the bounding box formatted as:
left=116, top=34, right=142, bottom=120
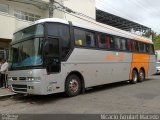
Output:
left=110, top=37, right=115, bottom=49
left=85, top=31, right=95, bottom=47
left=132, top=41, right=135, bottom=52
left=98, top=33, right=106, bottom=48
left=127, top=40, right=132, bottom=51
left=47, top=23, right=59, bottom=36
left=114, top=37, right=121, bottom=50
left=59, top=25, right=71, bottom=60
left=74, top=28, right=85, bottom=46
left=149, top=44, right=155, bottom=54
left=146, top=44, right=150, bottom=53
left=139, top=42, right=146, bottom=53
left=106, top=36, right=111, bottom=49
left=121, top=39, right=127, bottom=51
left=133, top=41, right=139, bottom=52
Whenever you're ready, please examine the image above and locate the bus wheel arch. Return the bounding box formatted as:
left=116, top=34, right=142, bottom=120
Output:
left=138, top=67, right=146, bottom=82
left=130, top=68, right=138, bottom=84
left=65, top=71, right=85, bottom=97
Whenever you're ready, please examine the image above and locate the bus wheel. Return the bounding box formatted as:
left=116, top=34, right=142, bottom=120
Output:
left=138, top=69, right=145, bottom=82
left=65, top=74, right=81, bottom=97
left=130, top=70, right=138, bottom=84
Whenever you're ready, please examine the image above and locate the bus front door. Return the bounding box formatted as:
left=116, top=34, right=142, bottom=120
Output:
left=44, top=37, right=61, bottom=74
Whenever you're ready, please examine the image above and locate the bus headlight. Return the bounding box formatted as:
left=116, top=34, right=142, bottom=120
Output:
left=27, top=77, right=41, bottom=81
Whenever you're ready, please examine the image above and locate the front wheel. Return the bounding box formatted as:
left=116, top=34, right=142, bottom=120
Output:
left=65, top=74, right=81, bottom=97
left=130, top=70, right=138, bottom=84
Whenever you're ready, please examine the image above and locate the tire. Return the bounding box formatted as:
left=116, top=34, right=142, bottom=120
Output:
left=130, top=70, right=138, bottom=84
left=65, top=74, right=81, bottom=97
left=138, top=69, right=145, bottom=82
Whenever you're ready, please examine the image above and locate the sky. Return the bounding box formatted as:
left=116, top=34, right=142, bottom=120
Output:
left=96, top=0, right=160, bottom=33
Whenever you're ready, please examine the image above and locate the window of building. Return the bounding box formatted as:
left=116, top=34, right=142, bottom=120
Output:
left=0, top=50, right=5, bottom=59
left=74, top=28, right=85, bottom=46
left=0, top=4, right=9, bottom=13
left=14, top=10, right=41, bottom=22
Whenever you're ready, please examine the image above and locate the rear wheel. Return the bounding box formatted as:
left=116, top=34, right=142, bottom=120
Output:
left=65, top=74, right=81, bottom=97
left=138, top=69, right=145, bottom=82
left=130, top=70, right=138, bottom=84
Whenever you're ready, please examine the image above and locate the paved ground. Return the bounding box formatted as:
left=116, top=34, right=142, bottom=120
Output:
left=0, top=75, right=160, bottom=114
left=0, top=87, right=15, bottom=98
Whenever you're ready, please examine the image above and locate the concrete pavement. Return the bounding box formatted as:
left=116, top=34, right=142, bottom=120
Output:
left=0, top=87, right=16, bottom=99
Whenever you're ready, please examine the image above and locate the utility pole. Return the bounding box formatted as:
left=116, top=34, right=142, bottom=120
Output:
left=49, top=0, right=54, bottom=18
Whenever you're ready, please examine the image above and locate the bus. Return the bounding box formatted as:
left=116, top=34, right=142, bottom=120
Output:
left=8, top=18, right=156, bottom=97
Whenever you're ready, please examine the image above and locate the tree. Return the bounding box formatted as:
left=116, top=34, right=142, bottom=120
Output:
left=143, top=31, right=160, bottom=50
left=152, top=33, right=160, bottom=50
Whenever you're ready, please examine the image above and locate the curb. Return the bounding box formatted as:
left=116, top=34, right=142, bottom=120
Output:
left=0, top=90, right=17, bottom=99
left=0, top=93, right=17, bottom=99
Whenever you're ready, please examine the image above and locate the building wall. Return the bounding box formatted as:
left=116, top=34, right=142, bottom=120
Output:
left=0, top=0, right=96, bottom=51
left=0, top=0, right=49, bottom=40
left=64, top=0, right=95, bottom=19
left=53, top=0, right=96, bottom=23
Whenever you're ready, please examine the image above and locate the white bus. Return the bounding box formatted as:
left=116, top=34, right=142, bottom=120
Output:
left=8, top=18, right=156, bottom=97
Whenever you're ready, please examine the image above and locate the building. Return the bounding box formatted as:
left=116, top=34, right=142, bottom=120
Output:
left=53, top=0, right=95, bottom=22
left=0, top=0, right=96, bottom=59
left=0, top=0, right=49, bottom=58
left=0, top=0, right=151, bottom=59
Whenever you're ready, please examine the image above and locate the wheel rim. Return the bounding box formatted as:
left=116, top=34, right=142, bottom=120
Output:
left=133, top=71, right=137, bottom=82
left=140, top=71, right=144, bottom=81
left=69, top=79, right=79, bottom=93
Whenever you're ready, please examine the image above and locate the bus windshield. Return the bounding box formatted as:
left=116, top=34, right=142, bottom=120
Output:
left=10, top=24, right=44, bottom=69
left=13, top=24, right=44, bottom=42
left=10, top=38, right=43, bottom=69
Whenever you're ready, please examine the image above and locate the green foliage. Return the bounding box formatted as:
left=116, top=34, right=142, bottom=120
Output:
left=152, top=33, right=160, bottom=50
left=144, top=31, right=160, bottom=50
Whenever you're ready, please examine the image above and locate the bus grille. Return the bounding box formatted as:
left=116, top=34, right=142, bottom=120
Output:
left=12, top=77, right=26, bottom=81
left=12, top=84, right=27, bottom=92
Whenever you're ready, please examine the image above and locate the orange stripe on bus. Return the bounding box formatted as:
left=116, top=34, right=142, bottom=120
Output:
left=106, top=53, right=125, bottom=61
left=133, top=37, right=153, bottom=44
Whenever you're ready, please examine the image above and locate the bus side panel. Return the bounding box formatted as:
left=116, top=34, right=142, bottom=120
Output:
left=148, top=55, right=156, bottom=76
left=129, top=53, right=150, bottom=79
left=66, top=48, right=132, bottom=88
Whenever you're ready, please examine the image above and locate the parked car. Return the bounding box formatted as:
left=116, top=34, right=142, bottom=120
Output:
left=156, top=62, right=160, bottom=74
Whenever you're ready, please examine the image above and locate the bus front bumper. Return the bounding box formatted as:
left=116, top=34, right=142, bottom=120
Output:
left=9, top=80, right=44, bottom=95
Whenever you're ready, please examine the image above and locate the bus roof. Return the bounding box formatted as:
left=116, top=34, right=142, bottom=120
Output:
left=16, top=18, right=153, bottom=44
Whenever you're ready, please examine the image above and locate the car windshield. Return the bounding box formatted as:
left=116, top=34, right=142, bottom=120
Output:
left=156, top=62, right=160, bottom=67
left=10, top=38, right=43, bottom=69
